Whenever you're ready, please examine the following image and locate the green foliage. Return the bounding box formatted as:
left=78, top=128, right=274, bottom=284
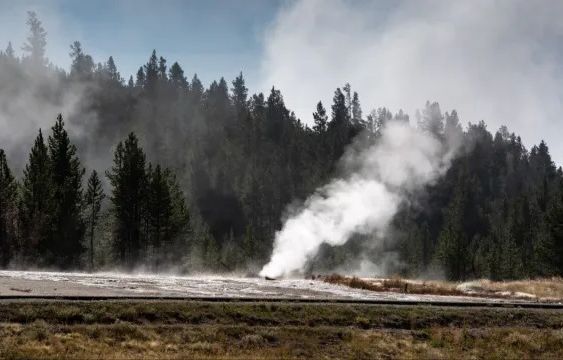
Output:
left=85, top=170, right=104, bottom=271
left=19, top=129, right=51, bottom=265
left=106, top=133, right=148, bottom=269
left=1, top=18, right=563, bottom=277
left=47, top=114, right=86, bottom=268
left=0, top=149, right=17, bottom=266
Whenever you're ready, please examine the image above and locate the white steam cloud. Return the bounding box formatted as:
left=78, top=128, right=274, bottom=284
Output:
left=260, top=122, right=455, bottom=279
left=260, top=0, right=563, bottom=164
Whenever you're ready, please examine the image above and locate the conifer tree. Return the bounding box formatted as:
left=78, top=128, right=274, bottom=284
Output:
left=436, top=174, right=468, bottom=280
left=0, top=150, right=17, bottom=267
left=107, top=132, right=147, bottom=269
left=543, top=187, right=563, bottom=275
left=312, top=101, right=328, bottom=134
left=69, top=41, right=94, bottom=79
left=147, top=164, right=173, bottom=269
left=144, top=50, right=159, bottom=92
left=135, top=67, right=145, bottom=87
left=231, top=72, right=248, bottom=113
left=328, top=87, right=352, bottom=159
left=418, top=101, right=444, bottom=137
left=48, top=114, right=86, bottom=268
left=342, top=83, right=352, bottom=118
left=20, top=129, right=51, bottom=265
left=169, top=62, right=188, bottom=89
left=22, top=11, right=47, bottom=67
left=158, top=56, right=167, bottom=81
left=351, top=92, right=362, bottom=124
left=190, top=74, right=204, bottom=103
left=106, top=56, right=120, bottom=82
left=85, top=170, right=104, bottom=271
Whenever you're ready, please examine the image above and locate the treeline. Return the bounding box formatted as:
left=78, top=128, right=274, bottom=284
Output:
left=0, top=12, right=562, bottom=278
left=398, top=117, right=563, bottom=280
left=0, top=115, right=189, bottom=271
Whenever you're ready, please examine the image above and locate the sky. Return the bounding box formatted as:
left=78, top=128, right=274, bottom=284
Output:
left=1, top=0, right=563, bottom=164
left=0, top=0, right=283, bottom=87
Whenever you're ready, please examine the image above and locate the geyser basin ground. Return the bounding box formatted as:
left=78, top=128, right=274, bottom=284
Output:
left=0, top=270, right=542, bottom=304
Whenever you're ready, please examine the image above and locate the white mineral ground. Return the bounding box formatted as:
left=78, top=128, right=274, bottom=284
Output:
left=0, top=270, right=539, bottom=303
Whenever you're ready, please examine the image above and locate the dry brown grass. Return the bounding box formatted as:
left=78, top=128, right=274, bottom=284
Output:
left=461, top=277, right=563, bottom=300
left=323, top=274, right=466, bottom=297
left=2, top=324, right=562, bottom=359
left=322, top=274, right=563, bottom=301
left=0, top=300, right=562, bottom=359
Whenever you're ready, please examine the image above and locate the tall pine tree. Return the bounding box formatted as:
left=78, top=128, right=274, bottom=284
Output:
left=0, top=150, right=17, bottom=267
left=85, top=170, right=104, bottom=271
left=20, top=130, right=51, bottom=265
left=48, top=114, right=86, bottom=268
left=107, top=132, right=148, bottom=269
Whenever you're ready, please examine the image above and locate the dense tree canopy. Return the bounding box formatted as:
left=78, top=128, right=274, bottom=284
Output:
left=0, top=13, right=561, bottom=279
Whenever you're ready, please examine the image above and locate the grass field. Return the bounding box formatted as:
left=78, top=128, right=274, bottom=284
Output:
left=0, top=300, right=562, bottom=359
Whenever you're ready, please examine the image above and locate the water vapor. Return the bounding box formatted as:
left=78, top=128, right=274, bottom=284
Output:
left=260, top=122, right=455, bottom=279
left=260, top=0, right=563, bottom=164
left=0, top=64, right=99, bottom=174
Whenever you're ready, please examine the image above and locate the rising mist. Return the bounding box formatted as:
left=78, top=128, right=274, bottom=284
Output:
left=260, top=122, right=457, bottom=278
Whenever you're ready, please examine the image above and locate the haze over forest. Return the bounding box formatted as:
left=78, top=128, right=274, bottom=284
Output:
left=0, top=9, right=562, bottom=281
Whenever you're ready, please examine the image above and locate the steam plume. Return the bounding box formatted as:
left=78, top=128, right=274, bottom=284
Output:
left=260, top=122, right=455, bottom=279
left=261, top=0, right=563, bottom=164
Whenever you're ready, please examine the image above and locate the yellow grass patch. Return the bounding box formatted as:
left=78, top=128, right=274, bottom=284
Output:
left=322, top=274, right=563, bottom=301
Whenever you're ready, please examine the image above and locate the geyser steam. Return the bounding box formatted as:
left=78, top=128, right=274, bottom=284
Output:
left=259, top=122, right=456, bottom=279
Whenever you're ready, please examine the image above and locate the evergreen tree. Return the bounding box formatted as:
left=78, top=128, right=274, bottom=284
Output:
left=0, top=150, right=17, bottom=267
left=328, top=87, right=352, bottom=159
left=135, top=67, right=145, bottom=87
left=342, top=83, right=352, bottom=118
left=169, top=62, right=188, bottom=89
left=147, top=164, right=173, bottom=269
left=144, top=50, right=159, bottom=92
left=190, top=74, right=204, bottom=103
left=418, top=101, right=444, bottom=137
left=48, top=114, right=86, bottom=268
left=543, top=187, right=563, bottom=275
left=166, top=170, right=191, bottom=265
left=69, top=41, right=94, bottom=79
left=231, top=72, right=248, bottom=113
left=436, top=173, right=469, bottom=280
left=158, top=56, right=167, bottom=80
left=85, top=170, right=104, bottom=271
left=20, top=130, right=51, bottom=265
left=265, top=87, right=289, bottom=143
left=106, top=132, right=147, bottom=269
left=351, top=92, right=362, bottom=124
left=312, top=101, right=328, bottom=134
left=106, top=56, right=120, bottom=82
left=22, top=11, right=47, bottom=67
left=444, top=110, right=463, bottom=148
